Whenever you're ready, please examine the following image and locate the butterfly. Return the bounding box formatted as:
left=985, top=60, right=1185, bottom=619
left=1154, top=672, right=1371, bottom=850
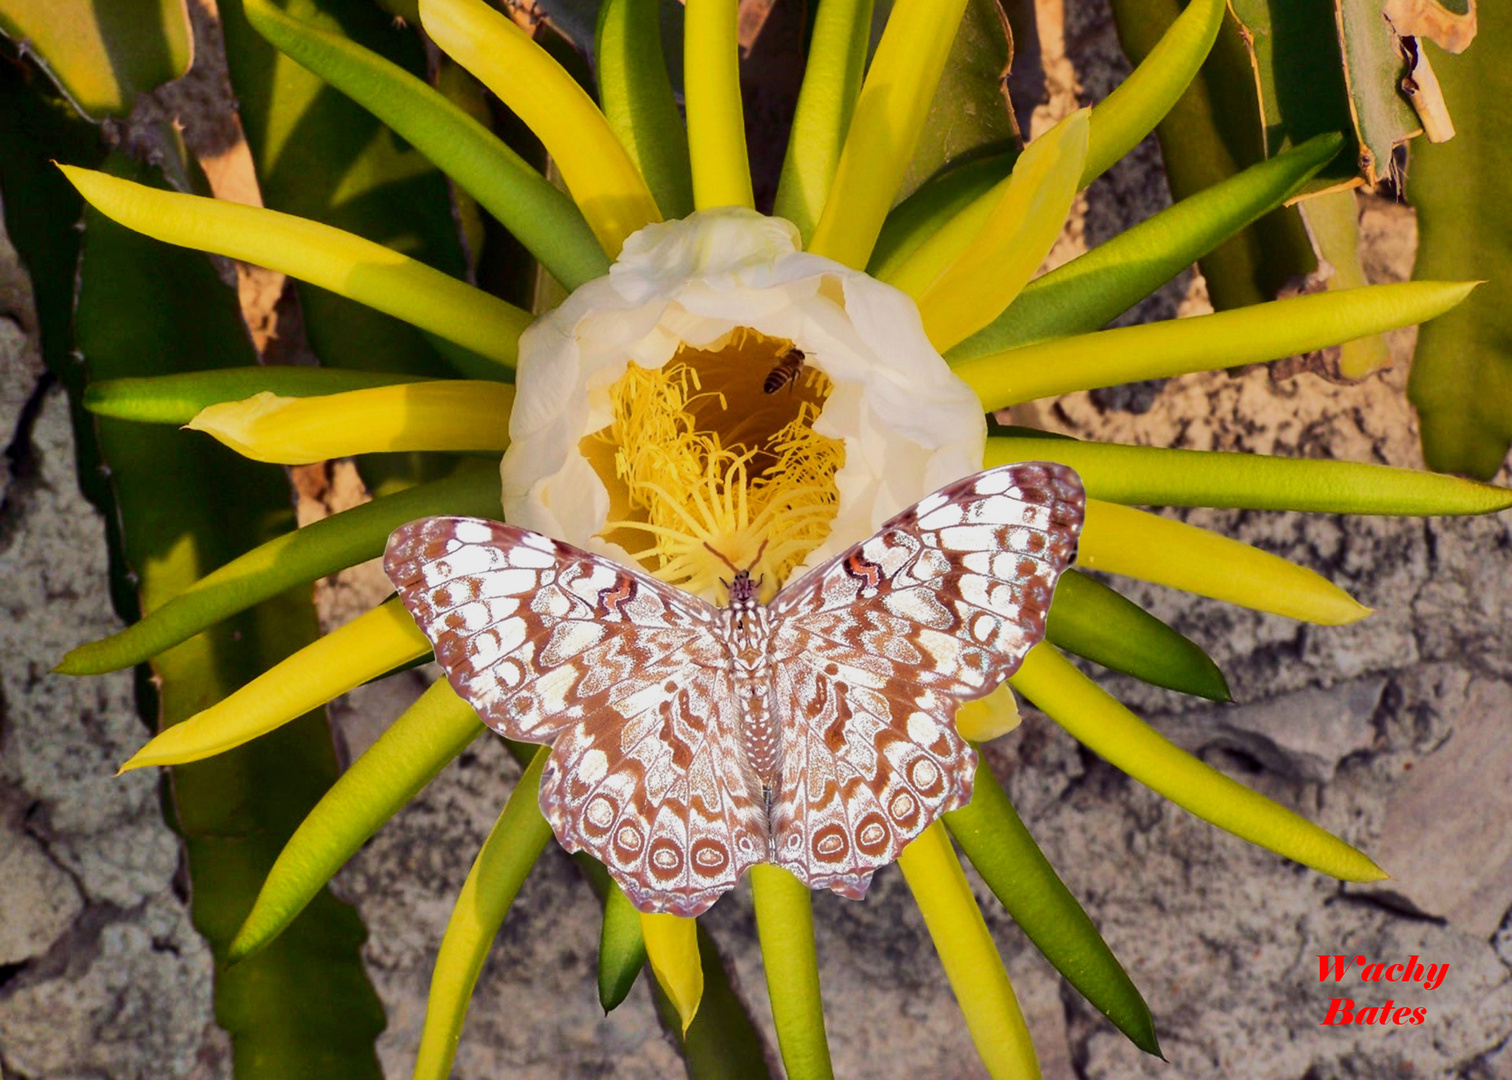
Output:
left=384, top=461, right=1084, bottom=916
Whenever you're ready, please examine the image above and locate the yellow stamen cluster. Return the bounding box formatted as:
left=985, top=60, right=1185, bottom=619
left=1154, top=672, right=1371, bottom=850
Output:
left=586, top=332, right=845, bottom=601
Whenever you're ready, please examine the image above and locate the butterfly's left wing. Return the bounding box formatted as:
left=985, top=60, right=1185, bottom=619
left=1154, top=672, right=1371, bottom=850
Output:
left=765, top=462, right=1084, bottom=898
left=384, top=518, right=768, bottom=917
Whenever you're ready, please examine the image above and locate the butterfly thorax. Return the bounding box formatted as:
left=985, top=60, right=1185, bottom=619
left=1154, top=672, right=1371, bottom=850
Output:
left=722, top=570, right=780, bottom=796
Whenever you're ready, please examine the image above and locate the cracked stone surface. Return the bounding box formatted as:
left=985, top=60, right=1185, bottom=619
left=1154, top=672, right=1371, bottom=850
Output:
left=4, top=0, right=1512, bottom=1077
left=0, top=228, right=227, bottom=1075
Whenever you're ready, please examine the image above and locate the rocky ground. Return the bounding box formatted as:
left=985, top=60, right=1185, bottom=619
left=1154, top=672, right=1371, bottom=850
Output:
left=2, top=0, right=1511, bottom=1078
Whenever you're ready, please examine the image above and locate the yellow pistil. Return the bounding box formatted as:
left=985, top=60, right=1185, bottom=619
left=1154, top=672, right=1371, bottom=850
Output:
left=584, top=332, right=845, bottom=600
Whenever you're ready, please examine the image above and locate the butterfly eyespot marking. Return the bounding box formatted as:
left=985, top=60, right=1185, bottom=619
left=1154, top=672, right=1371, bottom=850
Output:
left=692, top=839, right=730, bottom=872
left=887, top=792, right=918, bottom=825
left=585, top=795, right=617, bottom=832
left=649, top=840, right=684, bottom=878
left=856, top=813, right=891, bottom=853
left=908, top=757, right=943, bottom=795
left=812, top=824, right=849, bottom=861
left=384, top=462, right=1084, bottom=917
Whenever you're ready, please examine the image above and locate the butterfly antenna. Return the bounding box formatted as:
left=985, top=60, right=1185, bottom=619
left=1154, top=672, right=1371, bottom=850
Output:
left=702, top=541, right=739, bottom=574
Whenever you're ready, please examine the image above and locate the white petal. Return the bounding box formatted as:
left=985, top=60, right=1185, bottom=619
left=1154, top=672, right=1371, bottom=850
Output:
left=500, top=206, right=987, bottom=580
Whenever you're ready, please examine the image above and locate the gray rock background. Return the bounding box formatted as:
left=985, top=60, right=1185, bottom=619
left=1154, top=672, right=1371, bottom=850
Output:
left=2, top=1, right=1510, bottom=1078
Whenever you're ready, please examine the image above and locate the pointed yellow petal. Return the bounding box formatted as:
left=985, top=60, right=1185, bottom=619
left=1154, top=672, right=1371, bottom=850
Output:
left=1079, top=499, right=1371, bottom=625
left=420, top=0, right=660, bottom=256
left=684, top=0, right=753, bottom=210
left=641, top=912, right=703, bottom=1033
left=955, top=683, right=1021, bottom=742
left=414, top=748, right=554, bottom=1080
left=806, top=0, right=971, bottom=268
left=1010, top=646, right=1387, bottom=882
left=59, top=165, right=529, bottom=364
left=955, top=281, right=1480, bottom=410
left=750, top=865, right=836, bottom=1079
left=897, top=110, right=1090, bottom=352
left=118, top=600, right=431, bottom=770
left=898, top=822, right=1041, bottom=1079
left=184, top=382, right=513, bottom=464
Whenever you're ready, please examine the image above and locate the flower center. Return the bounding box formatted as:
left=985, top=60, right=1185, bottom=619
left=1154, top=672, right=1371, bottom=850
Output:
left=582, top=328, right=845, bottom=600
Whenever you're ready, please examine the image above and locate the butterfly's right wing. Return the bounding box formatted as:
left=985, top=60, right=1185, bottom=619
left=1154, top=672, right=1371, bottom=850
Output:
left=385, top=517, right=768, bottom=916
left=764, top=463, right=1084, bottom=898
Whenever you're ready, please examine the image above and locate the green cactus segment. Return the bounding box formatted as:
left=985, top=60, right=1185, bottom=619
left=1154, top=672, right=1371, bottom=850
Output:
left=1295, top=189, right=1390, bottom=378
left=1108, top=0, right=1320, bottom=311
left=230, top=681, right=485, bottom=962
left=598, top=883, right=649, bottom=1012
left=413, top=748, right=555, bottom=1080
left=986, top=434, right=1512, bottom=515
left=596, top=0, right=695, bottom=222
left=894, top=0, right=1016, bottom=205
left=945, top=759, right=1161, bottom=1057
left=959, top=281, right=1477, bottom=410
left=83, top=367, right=434, bottom=423
left=57, top=463, right=503, bottom=675
left=1410, top=12, right=1512, bottom=480
left=948, top=133, right=1342, bottom=361
left=1012, top=647, right=1387, bottom=883
left=1048, top=570, right=1231, bottom=702
left=243, top=0, right=608, bottom=291
left=73, top=154, right=384, bottom=1078
left=751, top=865, right=837, bottom=1080
left=1081, top=0, right=1224, bottom=185
left=1331, top=0, right=1425, bottom=183
left=0, top=0, right=191, bottom=119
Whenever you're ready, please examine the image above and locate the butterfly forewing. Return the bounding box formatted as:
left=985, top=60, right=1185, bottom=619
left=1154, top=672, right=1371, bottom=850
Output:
left=764, top=462, right=1084, bottom=896
left=384, top=518, right=768, bottom=916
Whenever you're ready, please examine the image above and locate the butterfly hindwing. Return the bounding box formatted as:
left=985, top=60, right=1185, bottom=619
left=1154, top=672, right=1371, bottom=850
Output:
left=764, top=462, right=1085, bottom=895
left=384, top=518, right=767, bottom=916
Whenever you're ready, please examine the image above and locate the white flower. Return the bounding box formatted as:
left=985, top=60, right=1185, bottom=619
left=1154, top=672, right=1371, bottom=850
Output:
left=500, top=206, right=986, bottom=600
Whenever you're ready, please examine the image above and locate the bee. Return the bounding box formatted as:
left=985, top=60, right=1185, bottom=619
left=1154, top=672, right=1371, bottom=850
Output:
left=763, top=348, right=805, bottom=394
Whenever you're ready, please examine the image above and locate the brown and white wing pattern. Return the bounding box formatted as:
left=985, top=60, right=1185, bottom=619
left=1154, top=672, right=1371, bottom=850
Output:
left=384, top=518, right=767, bottom=917
left=764, top=462, right=1085, bottom=897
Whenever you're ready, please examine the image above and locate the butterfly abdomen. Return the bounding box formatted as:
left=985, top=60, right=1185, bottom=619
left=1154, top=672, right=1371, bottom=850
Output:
left=721, top=598, right=781, bottom=793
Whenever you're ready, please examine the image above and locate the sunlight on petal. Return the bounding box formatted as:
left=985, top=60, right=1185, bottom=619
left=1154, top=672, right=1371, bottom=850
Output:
left=185, top=382, right=514, bottom=464
left=1080, top=499, right=1371, bottom=624
left=955, top=683, right=1021, bottom=742
left=641, top=912, right=704, bottom=1034
left=772, top=0, right=874, bottom=240
left=806, top=0, right=971, bottom=268
left=1011, top=646, right=1387, bottom=882
left=118, top=600, right=431, bottom=771
left=956, top=281, right=1479, bottom=410
left=901, top=110, right=1089, bottom=352
left=684, top=0, right=754, bottom=210
left=898, top=822, right=1040, bottom=1080
left=60, top=165, right=530, bottom=364
left=984, top=436, right=1512, bottom=515
left=420, top=0, right=661, bottom=255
